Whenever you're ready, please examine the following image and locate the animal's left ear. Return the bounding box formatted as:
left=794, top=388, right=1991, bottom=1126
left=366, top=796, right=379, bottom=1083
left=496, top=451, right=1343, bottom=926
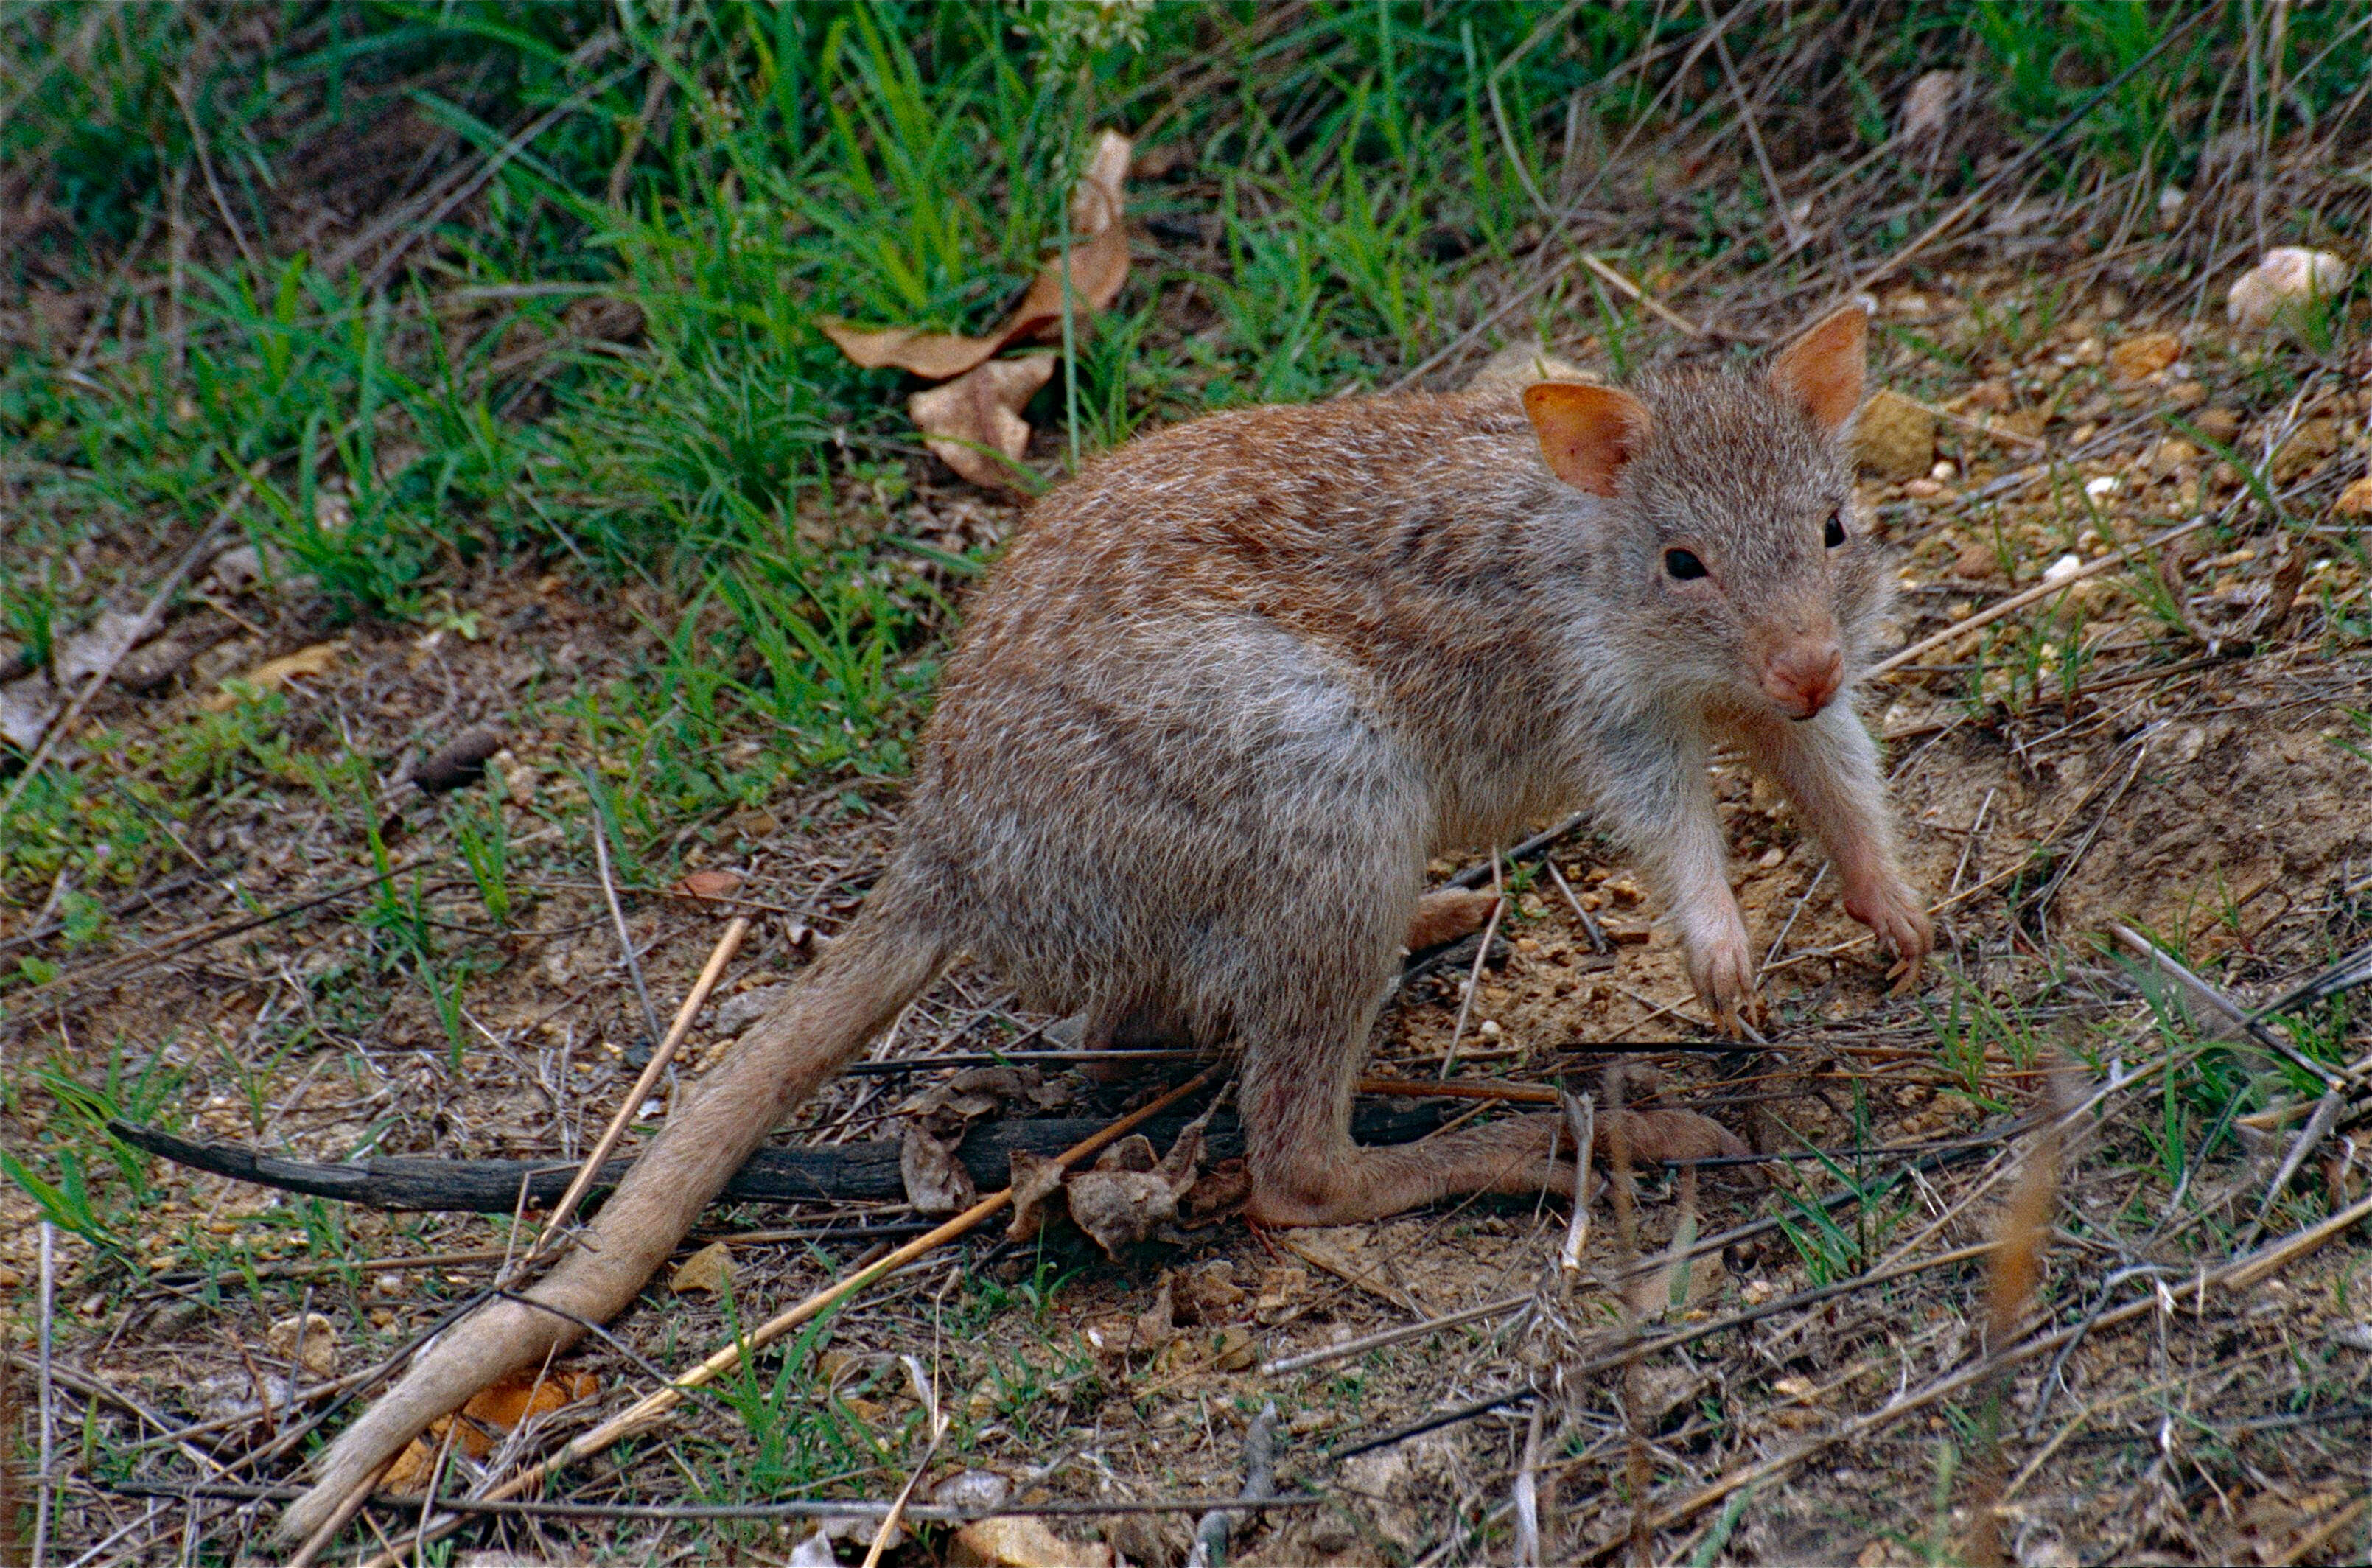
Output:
left=1768, top=303, right=1868, bottom=434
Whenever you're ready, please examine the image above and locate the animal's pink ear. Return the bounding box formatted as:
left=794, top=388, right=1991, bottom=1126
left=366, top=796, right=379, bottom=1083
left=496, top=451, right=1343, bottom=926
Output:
left=1768, top=303, right=1868, bottom=433
left=1522, top=382, right=1651, bottom=498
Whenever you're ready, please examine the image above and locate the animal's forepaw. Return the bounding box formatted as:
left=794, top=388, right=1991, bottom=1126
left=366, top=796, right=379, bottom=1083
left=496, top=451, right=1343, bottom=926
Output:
left=1845, top=877, right=1934, bottom=992
left=1687, top=929, right=1767, bottom=1038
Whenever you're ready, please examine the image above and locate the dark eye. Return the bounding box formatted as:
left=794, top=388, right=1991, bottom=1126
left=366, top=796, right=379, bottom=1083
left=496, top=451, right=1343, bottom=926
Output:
left=1823, top=511, right=1847, bottom=549
left=1664, top=548, right=1707, bottom=581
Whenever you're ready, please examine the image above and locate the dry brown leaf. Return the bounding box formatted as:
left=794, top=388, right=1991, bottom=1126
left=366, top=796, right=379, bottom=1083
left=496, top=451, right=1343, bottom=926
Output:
left=1897, top=69, right=1959, bottom=140
left=2334, top=476, right=2372, bottom=518
left=948, top=1514, right=1113, bottom=1568
left=2107, top=330, right=2181, bottom=382
left=671, top=868, right=744, bottom=900
left=819, top=130, right=1133, bottom=380
left=1006, top=1149, right=1068, bottom=1242
left=670, top=1239, right=734, bottom=1295
left=900, top=1122, right=979, bottom=1217
left=202, top=640, right=341, bottom=711
left=909, top=355, right=1057, bottom=490
left=1068, top=1121, right=1203, bottom=1261
left=382, top=1368, right=600, bottom=1492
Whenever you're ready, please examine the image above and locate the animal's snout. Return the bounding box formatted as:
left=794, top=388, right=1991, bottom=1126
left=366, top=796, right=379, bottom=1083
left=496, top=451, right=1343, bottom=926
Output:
left=1762, top=640, right=1843, bottom=719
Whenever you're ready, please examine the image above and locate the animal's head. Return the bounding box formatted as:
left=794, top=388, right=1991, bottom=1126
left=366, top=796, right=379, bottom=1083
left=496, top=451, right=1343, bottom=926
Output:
left=1522, top=304, right=1889, bottom=721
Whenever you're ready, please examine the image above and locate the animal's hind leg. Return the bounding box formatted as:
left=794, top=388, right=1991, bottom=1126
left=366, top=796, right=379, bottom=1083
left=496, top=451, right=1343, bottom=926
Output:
left=1236, top=981, right=1574, bottom=1228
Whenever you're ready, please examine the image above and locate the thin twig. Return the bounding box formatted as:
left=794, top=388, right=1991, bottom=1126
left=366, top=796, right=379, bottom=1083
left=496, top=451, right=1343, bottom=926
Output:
left=525, top=914, right=751, bottom=1264
left=1440, top=860, right=1505, bottom=1080
left=1870, top=517, right=2214, bottom=680
left=365, top=1070, right=1223, bottom=1567
left=587, top=796, right=663, bottom=1051
left=1187, top=1400, right=1278, bottom=1568
left=0, top=465, right=259, bottom=832
left=33, top=1223, right=54, bottom=1568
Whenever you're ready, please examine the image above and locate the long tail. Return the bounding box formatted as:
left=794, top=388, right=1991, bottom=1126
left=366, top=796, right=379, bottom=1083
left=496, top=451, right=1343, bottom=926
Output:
left=278, top=910, right=946, bottom=1542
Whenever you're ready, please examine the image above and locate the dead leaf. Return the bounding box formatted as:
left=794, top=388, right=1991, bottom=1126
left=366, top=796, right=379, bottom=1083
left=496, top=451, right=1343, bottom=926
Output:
left=382, top=1368, right=600, bottom=1492
left=901, top=1122, right=979, bottom=1217
left=1897, top=69, right=1959, bottom=141
left=1853, top=389, right=1935, bottom=481
left=820, top=130, right=1133, bottom=381
left=113, top=637, right=194, bottom=693
left=671, top=1240, right=734, bottom=1295
left=909, top=355, right=1057, bottom=490
left=1463, top=344, right=1592, bottom=391
left=1183, top=1156, right=1250, bottom=1218
left=1, top=673, right=58, bottom=750
left=54, top=609, right=150, bottom=686
left=202, top=640, right=341, bottom=711
left=2107, top=331, right=2181, bottom=382
left=2336, top=477, right=2372, bottom=518
left=1177, top=1260, right=1246, bottom=1323
left=671, top=868, right=744, bottom=901
left=1067, top=1119, right=1206, bottom=1261
left=1006, top=1149, right=1068, bottom=1242
left=948, top=1514, right=1113, bottom=1568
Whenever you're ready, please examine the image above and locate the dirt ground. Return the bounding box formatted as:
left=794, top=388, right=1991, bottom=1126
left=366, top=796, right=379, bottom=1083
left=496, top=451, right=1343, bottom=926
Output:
left=7, top=261, right=2372, bottom=1564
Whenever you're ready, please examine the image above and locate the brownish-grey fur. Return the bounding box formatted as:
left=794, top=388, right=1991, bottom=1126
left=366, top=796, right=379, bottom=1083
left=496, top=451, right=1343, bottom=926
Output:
left=280, top=306, right=1928, bottom=1540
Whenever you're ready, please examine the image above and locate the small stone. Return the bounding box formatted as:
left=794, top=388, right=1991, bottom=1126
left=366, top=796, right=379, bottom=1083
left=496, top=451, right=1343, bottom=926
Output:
left=1897, top=70, right=1959, bottom=140
left=2227, top=248, right=2353, bottom=329
left=2107, top=331, right=2181, bottom=382
left=1951, top=542, right=2004, bottom=582
left=112, top=637, right=193, bottom=693
left=2335, top=477, right=2372, bottom=518
left=670, top=1240, right=733, bottom=1295
left=1904, top=478, right=1945, bottom=498
left=2191, top=407, right=2242, bottom=446
left=1465, top=343, right=1592, bottom=391
left=265, top=1312, right=338, bottom=1376
left=2157, top=185, right=2186, bottom=228
left=1851, top=390, right=1936, bottom=481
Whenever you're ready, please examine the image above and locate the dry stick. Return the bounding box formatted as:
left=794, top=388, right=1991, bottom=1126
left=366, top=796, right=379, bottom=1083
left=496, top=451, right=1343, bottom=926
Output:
left=367, top=1068, right=1223, bottom=1568
left=1595, top=1186, right=2372, bottom=1560
left=1702, top=0, right=1802, bottom=253
left=1557, top=1090, right=1597, bottom=1278
left=1186, top=1401, right=1278, bottom=1568
left=588, top=802, right=664, bottom=1052
left=0, top=464, right=259, bottom=831
left=32, top=1223, right=53, bottom=1568
left=284, top=1453, right=396, bottom=1568
left=1511, top=1404, right=1547, bottom=1568
left=2239, top=1087, right=2346, bottom=1250
left=1577, top=253, right=1704, bottom=340
left=526, top=915, right=751, bottom=1264
left=1867, top=516, right=2214, bottom=681
left=2108, top=923, right=2348, bottom=1090
left=1439, top=859, right=1506, bottom=1080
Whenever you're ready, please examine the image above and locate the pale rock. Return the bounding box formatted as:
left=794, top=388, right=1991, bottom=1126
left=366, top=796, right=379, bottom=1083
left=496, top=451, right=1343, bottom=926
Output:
left=2226, top=248, right=2353, bottom=329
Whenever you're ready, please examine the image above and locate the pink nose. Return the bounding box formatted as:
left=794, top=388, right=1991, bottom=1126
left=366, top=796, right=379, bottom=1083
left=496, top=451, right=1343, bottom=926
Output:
left=1763, top=643, right=1843, bottom=718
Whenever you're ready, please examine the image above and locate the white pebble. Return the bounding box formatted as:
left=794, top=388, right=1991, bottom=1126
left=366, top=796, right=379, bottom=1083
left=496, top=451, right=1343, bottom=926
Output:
left=2084, top=475, right=2119, bottom=500
left=1478, top=1020, right=1502, bottom=1040
left=2043, top=553, right=2084, bottom=584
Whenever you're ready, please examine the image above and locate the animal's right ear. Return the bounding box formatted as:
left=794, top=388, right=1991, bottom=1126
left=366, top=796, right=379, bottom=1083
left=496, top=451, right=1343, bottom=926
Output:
left=1522, top=383, right=1651, bottom=498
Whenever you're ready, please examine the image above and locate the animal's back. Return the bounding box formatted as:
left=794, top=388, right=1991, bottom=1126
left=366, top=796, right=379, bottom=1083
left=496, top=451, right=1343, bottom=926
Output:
left=892, top=391, right=1584, bottom=1032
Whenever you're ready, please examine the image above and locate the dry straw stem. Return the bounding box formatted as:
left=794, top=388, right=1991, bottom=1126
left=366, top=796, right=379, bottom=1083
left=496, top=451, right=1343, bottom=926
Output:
left=357, top=1068, right=1220, bottom=1568
left=1867, top=515, right=2213, bottom=680
left=0, top=461, right=261, bottom=831
left=1589, top=1185, right=2372, bottom=1559
left=525, top=914, right=752, bottom=1263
